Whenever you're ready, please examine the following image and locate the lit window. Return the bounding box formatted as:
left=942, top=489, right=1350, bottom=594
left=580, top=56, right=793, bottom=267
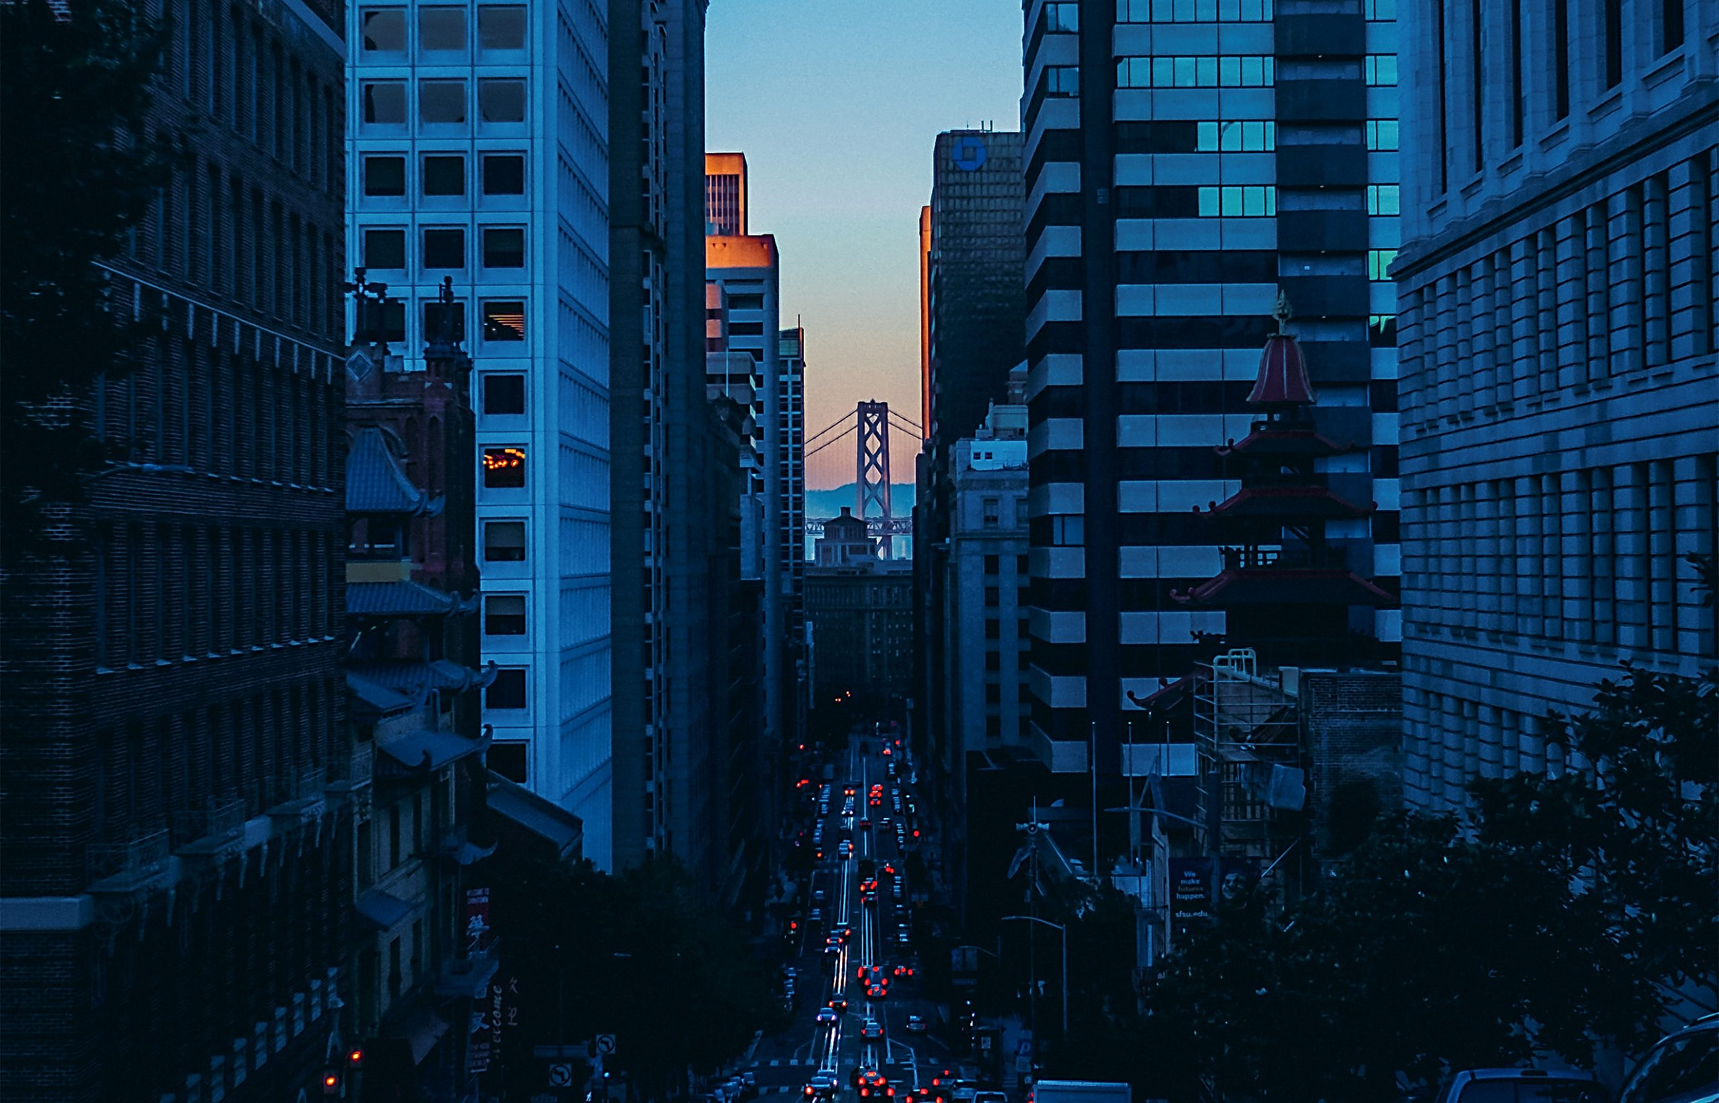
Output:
left=482, top=520, right=526, bottom=561
left=482, top=447, right=526, bottom=488
left=1197, top=185, right=1276, bottom=217
left=1367, top=249, right=1398, bottom=282
left=1364, top=55, right=1399, bottom=86
left=1365, top=120, right=1400, bottom=151
left=482, top=301, right=526, bottom=342
left=1044, top=2, right=1079, bottom=31
left=484, top=594, right=526, bottom=635
left=1366, top=185, right=1401, bottom=215
left=422, top=154, right=464, bottom=196
left=478, top=6, right=526, bottom=50
left=418, top=7, right=464, bottom=51
left=478, top=79, right=526, bottom=123
left=419, top=80, right=466, bottom=124
left=361, top=82, right=406, bottom=124
left=360, top=9, right=405, bottom=51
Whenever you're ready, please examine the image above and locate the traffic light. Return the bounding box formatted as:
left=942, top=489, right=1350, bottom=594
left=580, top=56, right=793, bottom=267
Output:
left=322, top=1069, right=343, bottom=1096
left=347, top=1047, right=364, bottom=1068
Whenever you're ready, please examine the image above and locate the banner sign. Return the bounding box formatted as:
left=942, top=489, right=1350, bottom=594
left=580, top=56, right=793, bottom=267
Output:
left=1169, top=857, right=1214, bottom=928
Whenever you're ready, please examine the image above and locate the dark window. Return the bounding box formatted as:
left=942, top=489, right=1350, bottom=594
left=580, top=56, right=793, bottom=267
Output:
left=985, top=652, right=1001, bottom=671
left=483, top=227, right=524, bottom=268
left=486, top=668, right=527, bottom=709
left=419, top=7, right=464, bottom=50
left=422, top=227, right=465, bottom=269
left=489, top=741, right=528, bottom=782
left=482, top=300, right=526, bottom=341
left=485, top=594, right=526, bottom=635
left=1553, top=0, right=1570, bottom=118
left=985, top=619, right=1001, bottom=639
left=1603, top=0, right=1622, bottom=87
left=984, top=555, right=1000, bottom=575
left=985, top=586, right=1000, bottom=607
left=482, top=447, right=526, bottom=488
left=363, top=228, right=405, bottom=269
left=478, top=79, right=525, bottom=122
left=422, top=154, right=464, bottom=196
left=482, top=154, right=525, bottom=194
left=419, top=80, right=465, bottom=124
left=1661, top=0, right=1684, bottom=51
left=423, top=299, right=464, bottom=342
left=1373, top=511, right=1401, bottom=543
left=478, top=5, right=527, bottom=49
left=363, top=156, right=405, bottom=196
left=483, top=520, right=525, bottom=561
left=483, top=374, right=526, bottom=414
left=1017, top=555, right=1029, bottom=575
left=377, top=299, right=406, bottom=344
left=1368, top=379, right=1398, bottom=412
left=360, top=9, right=404, bottom=51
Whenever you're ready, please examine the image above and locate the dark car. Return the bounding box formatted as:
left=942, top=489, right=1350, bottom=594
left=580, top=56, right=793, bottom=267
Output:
left=1436, top=1069, right=1609, bottom=1103
left=1619, top=1015, right=1718, bottom=1103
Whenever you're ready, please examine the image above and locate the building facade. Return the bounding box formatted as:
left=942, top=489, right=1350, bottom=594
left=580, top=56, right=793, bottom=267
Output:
left=1021, top=0, right=1402, bottom=778
left=806, top=558, right=915, bottom=711
left=346, top=0, right=614, bottom=861
left=1394, top=0, right=1718, bottom=811
left=705, top=151, right=748, bottom=236
left=0, top=0, right=353, bottom=1097
left=780, top=326, right=810, bottom=739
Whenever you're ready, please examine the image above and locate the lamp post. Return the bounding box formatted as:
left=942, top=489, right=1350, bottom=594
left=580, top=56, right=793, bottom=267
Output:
left=998, top=915, right=1067, bottom=1039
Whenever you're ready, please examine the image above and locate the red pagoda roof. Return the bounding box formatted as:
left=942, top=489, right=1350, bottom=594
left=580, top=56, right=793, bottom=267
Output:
left=1247, top=333, right=1316, bottom=406
left=1194, top=485, right=1373, bottom=520
left=1215, top=426, right=1354, bottom=458
left=1171, top=568, right=1397, bottom=608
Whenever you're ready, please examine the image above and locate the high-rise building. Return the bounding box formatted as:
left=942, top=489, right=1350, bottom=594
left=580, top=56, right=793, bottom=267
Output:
left=347, top=0, right=614, bottom=861
left=1020, top=0, right=1401, bottom=779
left=609, top=0, right=718, bottom=884
left=1395, top=0, right=1718, bottom=812
left=780, top=326, right=810, bottom=737
left=705, top=151, right=749, bottom=236
left=0, top=0, right=352, bottom=1097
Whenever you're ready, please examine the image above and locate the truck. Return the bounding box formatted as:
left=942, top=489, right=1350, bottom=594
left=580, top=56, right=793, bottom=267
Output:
left=1028, top=1082, right=1131, bottom=1103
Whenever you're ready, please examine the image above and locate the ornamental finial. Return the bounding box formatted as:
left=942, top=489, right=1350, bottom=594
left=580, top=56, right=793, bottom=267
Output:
left=1272, top=290, right=1293, bottom=334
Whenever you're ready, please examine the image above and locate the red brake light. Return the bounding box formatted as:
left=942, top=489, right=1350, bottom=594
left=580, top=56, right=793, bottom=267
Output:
left=861, top=1090, right=869, bottom=1097
left=347, top=1048, right=363, bottom=1066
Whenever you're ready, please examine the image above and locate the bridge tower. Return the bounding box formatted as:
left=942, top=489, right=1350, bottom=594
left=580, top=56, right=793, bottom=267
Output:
left=855, top=401, right=892, bottom=556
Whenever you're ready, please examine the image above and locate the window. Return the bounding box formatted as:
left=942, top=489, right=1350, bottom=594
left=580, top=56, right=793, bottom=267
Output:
left=485, top=594, right=526, bottom=635
left=482, top=153, right=525, bottom=194
left=482, top=227, right=524, bottom=268
left=1017, top=555, right=1030, bottom=576
left=422, top=154, right=464, bottom=196
left=1367, top=249, right=1398, bottom=281
left=1197, top=185, right=1276, bottom=217
left=378, top=299, right=406, bottom=343
left=423, top=298, right=464, bottom=341
left=422, top=227, right=465, bottom=269
left=1363, top=0, right=1394, bottom=18
left=985, top=586, right=1000, bottom=607
left=1365, top=120, right=1400, bottom=151
left=1117, top=55, right=1274, bottom=88
left=363, top=156, right=405, bottom=196
left=1363, top=55, right=1398, bottom=85
left=478, top=6, right=526, bottom=50
left=418, top=7, right=464, bottom=51
left=1196, top=120, right=1275, bottom=151
left=1117, top=0, right=1273, bottom=20
left=419, top=80, right=465, bottom=124
left=489, top=741, right=528, bottom=782
left=478, top=79, right=526, bottom=123
left=361, top=82, right=406, bottom=123
left=482, top=301, right=526, bottom=342
left=363, top=228, right=405, bottom=269
left=482, top=447, right=526, bottom=488
left=983, top=498, right=1000, bottom=527
left=984, top=554, right=1000, bottom=575
left=985, top=619, right=1001, bottom=639
left=483, top=520, right=526, bottom=561
left=483, top=373, right=526, bottom=414
left=360, top=8, right=405, bottom=51
left=1603, top=0, right=1622, bottom=88
left=1368, top=314, right=1398, bottom=347
left=1366, top=185, right=1400, bottom=215
left=487, top=667, right=527, bottom=710
left=1044, top=2, right=1078, bottom=31
left=1044, top=66, right=1079, bottom=96
left=1660, top=0, right=1684, bottom=52
left=1052, top=515, right=1084, bottom=546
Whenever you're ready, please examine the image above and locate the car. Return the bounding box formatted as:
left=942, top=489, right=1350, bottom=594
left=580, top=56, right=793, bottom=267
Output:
left=812, top=887, right=828, bottom=904
left=1436, top=1069, right=1609, bottom=1103
left=892, top=964, right=916, bottom=979
left=742, top=1072, right=758, bottom=1096
left=891, top=883, right=905, bottom=902
left=865, top=983, right=888, bottom=998
left=858, top=819, right=872, bottom=832
left=1619, top=1015, right=1718, bottom=1103
left=973, top=1093, right=1006, bottom=1103
left=860, top=1018, right=884, bottom=1040
left=839, top=842, right=853, bottom=860
left=856, top=1069, right=892, bottom=1098
left=882, top=745, right=892, bottom=756
left=725, top=1076, right=754, bottom=1102
left=815, top=1006, right=839, bottom=1026
left=823, top=943, right=842, bottom=959
left=905, top=1014, right=928, bottom=1035
left=807, top=907, right=823, bottom=925
left=804, top=1073, right=839, bottom=1101
left=896, top=924, right=912, bottom=943
left=827, top=994, right=848, bottom=1013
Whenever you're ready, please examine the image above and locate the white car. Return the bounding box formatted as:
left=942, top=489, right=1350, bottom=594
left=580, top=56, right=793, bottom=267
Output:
left=816, top=1006, right=839, bottom=1026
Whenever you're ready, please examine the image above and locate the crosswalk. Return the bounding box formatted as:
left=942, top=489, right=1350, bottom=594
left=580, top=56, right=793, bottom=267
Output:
left=765, top=1058, right=817, bottom=1068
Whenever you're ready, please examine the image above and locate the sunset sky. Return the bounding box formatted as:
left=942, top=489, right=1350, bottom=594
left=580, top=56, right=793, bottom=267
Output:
left=705, top=0, right=1022, bottom=489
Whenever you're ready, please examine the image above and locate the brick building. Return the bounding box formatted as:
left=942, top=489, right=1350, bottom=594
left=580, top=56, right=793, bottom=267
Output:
left=0, top=0, right=354, bottom=1098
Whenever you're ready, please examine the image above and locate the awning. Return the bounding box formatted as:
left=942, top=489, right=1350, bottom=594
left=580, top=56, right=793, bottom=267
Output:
left=356, top=888, right=421, bottom=931
left=487, top=773, right=582, bottom=859
left=377, top=728, right=490, bottom=774
left=393, top=1003, right=451, bottom=1065
left=347, top=672, right=421, bottom=717
left=346, top=581, right=477, bottom=617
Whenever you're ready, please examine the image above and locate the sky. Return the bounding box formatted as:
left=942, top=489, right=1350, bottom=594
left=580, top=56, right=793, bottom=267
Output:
left=704, top=0, right=1022, bottom=490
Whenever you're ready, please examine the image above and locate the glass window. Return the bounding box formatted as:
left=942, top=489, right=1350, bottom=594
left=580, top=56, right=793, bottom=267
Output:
left=482, top=301, right=526, bottom=342
left=422, top=154, right=464, bottom=196
left=363, top=156, right=405, bottom=196
left=362, top=82, right=406, bottom=123
left=419, top=80, right=465, bottom=124
left=478, top=5, right=527, bottom=49
left=483, top=520, right=526, bottom=561
left=478, top=79, right=526, bottom=122
left=1044, top=67, right=1079, bottom=96
left=418, top=7, right=464, bottom=50
left=423, top=298, right=464, bottom=341
left=484, top=594, right=526, bottom=635
left=363, top=228, right=405, bottom=269
left=486, top=667, right=527, bottom=709
left=422, top=228, right=465, bottom=269
left=482, top=447, right=526, bottom=488
left=377, top=299, right=406, bottom=344
left=360, top=8, right=405, bottom=51
left=1367, top=249, right=1398, bottom=281
left=1044, top=2, right=1078, bottom=31
left=482, top=227, right=524, bottom=268
left=482, top=154, right=525, bottom=195
left=1366, top=120, right=1401, bottom=150
left=1363, top=0, right=1395, bottom=18
left=1367, top=184, right=1401, bottom=215
left=488, top=741, right=528, bottom=782
left=483, top=373, right=526, bottom=413
left=1364, top=54, right=1398, bottom=85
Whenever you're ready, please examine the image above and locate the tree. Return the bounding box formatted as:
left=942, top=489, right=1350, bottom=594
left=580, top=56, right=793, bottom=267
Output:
left=1, top=0, right=173, bottom=558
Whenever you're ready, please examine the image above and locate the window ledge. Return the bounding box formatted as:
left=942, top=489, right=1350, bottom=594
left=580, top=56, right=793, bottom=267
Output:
left=1587, top=86, right=1624, bottom=123
left=1641, top=50, right=1686, bottom=91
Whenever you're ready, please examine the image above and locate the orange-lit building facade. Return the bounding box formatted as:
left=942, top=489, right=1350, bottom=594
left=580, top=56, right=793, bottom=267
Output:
left=705, top=152, right=749, bottom=235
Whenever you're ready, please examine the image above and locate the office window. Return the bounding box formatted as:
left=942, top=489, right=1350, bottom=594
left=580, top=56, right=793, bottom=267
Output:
left=363, top=156, right=405, bottom=196
left=478, top=5, right=526, bottom=50
left=478, top=79, right=526, bottom=123
left=1117, top=0, right=1273, bottom=19
left=422, top=154, right=464, bottom=196
left=985, top=619, right=1001, bottom=639
left=482, top=227, right=524, bottom=268
left=482, top=520, right=526, bottom=561
left=1365, top=120, right=1400, bottom=151
left=485, top=594, right=526, bottom=635
left=1197, top=185, right=1276, bottom=217
left=423, top=298, right=464, bottom=341
left=1363, top=0, right=1394, bottom=16
left=417, top=81, right=463, bottom=125
left=1368, top=249, right=1398, bottom=281
left=482, top=300, right=526, bottom=341
left=489, top=741, right=528, bottom=782
left=985, top=586, right=1000, bottom=607
left=1197, top=120, right=1275, bottom=151
left=363, top=228, right=405, bottom=269
left=1660, top=0, right=1684, bottom=52
left=419, top=7, right=464, bottom=51
left=1052, top=515, right=1084, bottom=546
left=483, top=373, right=526, bottom=414
left=482, top=447, right=526, bottom=488
left=482, top=153, right=525, bottom=195
left=360, top=8, right=404, bottom=51
left=1044, top=2, right=1079, bottom=31
left=1366, top=185, right=1400, bottom=215
left=1363, top=55, right=1398, bottom=85
left=486, top=667, right=527, bottom=710
left=422, top=228, right=465, bottom=269
left=377, top=299, right=406, bottom=343
left=1117, top=55, right=1273, bottom=88
left=1044, top=66, right=1079, bottom=97
left=361, top=82, right=406, bottom=123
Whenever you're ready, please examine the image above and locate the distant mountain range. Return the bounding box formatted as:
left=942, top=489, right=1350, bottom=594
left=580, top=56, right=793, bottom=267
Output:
left=804, top=484, right=916, bottom=519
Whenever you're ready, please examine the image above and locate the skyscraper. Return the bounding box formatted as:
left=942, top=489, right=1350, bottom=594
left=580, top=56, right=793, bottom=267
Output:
left=781, top=325, right=810, bottom=733
left=1020, top=0, right=1401, bottom=778
left=705, top=151, right=749, bottom=236
left=347, top=0, right=614, bottom=860
left=1395, top=0, right=1718, bottom=811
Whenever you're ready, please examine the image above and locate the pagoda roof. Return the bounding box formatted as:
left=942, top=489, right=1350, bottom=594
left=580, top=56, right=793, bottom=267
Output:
left=346, top=580, right=478, bottom=617
left=1216, top=426, right=1354, bottom=458
left=1171, top=568, right=1397, bottom=608
left=347, top=428, right=444, bottom=517
left=1247, top=333, right=1316, bottom=407
left=348, top=659, right=499, bottom=697
left=376, top=725, right=491, bottom=776
left=1194, top=485, right=1373, bottom=520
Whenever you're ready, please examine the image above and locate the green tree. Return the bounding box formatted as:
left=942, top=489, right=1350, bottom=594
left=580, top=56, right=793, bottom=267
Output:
left=1, top=0, right=173, bottom=558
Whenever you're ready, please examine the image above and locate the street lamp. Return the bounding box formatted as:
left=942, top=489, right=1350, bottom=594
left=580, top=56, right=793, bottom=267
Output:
left=998, top=915, right=1067, bottom=1039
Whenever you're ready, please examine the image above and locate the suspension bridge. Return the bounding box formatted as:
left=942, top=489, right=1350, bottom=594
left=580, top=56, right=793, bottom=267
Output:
left=803, top=401, right=922, bottom=556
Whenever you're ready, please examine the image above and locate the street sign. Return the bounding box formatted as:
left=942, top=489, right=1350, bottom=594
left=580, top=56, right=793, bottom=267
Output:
left=536, top=1045, right=586, bottom=1058
left=550, top=1064, right=576, bottom=1087
left=594, top=1034, right=617, bottom=1055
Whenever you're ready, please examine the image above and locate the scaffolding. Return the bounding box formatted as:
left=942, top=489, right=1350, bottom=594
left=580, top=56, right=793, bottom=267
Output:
left=1192, top=649, right=1305, bottom=869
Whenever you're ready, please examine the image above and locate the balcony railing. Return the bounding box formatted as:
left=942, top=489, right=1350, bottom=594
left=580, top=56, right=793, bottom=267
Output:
left=171, top=797, right=248, bottom=855
left=267, top=765, right=329, bottom=823
left=86, top=828, right=172, bottom=892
